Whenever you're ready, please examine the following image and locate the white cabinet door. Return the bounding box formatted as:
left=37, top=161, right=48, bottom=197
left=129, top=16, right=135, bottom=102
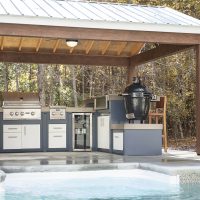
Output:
left=3, top=125, right=21, bottom=149
left=48, top=124, right=66, bottom=148
left=97, top=116, right=110, bottom=149
left=21, top=125, right=40, bottom=149
left=49, top=132, right=66, bottom=148
left=113, top=131, right=123, bottom=151
left=3, top=132, right=21, bottom=149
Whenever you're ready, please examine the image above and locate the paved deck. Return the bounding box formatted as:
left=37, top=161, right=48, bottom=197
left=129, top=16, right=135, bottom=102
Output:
left=0, top=150, right=199, bottom=183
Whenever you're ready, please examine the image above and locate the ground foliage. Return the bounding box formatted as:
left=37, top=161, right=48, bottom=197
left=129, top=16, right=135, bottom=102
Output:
left=0, top=0, right=199, bottom=148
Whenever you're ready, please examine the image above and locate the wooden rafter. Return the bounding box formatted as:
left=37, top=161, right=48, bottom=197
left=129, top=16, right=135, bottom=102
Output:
left=0, top=24, right=199, bottom=44
left=1, top=36, right=4, bottom=51
left=36, top=38, right=43, bottom=52
left=130, top=44, right=194, bottom=67
left=69, top=45, right=76, bottom=54
left=117, top=42, right=127, bottom=56
left=86, top=41, right=94, bottom=54
left=53, top=39, right=60, bottom=53
left=0, top=51, right=129, bottom=67
left=102, top=41, right=111, bottom=55
left=18, top=37, right=24, bottom=51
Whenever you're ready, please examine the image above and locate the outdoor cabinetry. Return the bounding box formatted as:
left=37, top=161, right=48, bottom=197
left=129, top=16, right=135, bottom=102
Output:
left=97, top=116, right=110, bottom=149
left=113, top=131, right=123, bottom=151
left=48, top=124, right=66, bottom=148
left=3, top=124, right=40, bottom=149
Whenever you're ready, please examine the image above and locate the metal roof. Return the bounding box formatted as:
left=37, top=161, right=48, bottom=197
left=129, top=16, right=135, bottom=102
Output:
left=0, top=0, right=200, bottom=34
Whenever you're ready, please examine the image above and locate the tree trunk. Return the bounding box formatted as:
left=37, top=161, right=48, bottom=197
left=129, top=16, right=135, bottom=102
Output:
left=4, top=63, right=9, bottom=92
left=82, top=66, right=85, bottom=101
left=37, top=64, right=46, bottom=107
left=15, top=64, right=19, bottom=91
left=71, top=66, right=78, bottom=107
left=178, top=119, right=184, bottom=139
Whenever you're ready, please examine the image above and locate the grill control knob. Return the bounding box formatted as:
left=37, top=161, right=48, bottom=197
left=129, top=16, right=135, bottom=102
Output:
left=52, top=112, right=56, bottom=116
left=60, top=112, right=64, bottom=116
left=31, top=112, right=35, bottom=116
left=10, top=112, right=14, bottom=116
left=20, top=112, right=24, bottom=116
left=15, top=112, right=19, bottom=116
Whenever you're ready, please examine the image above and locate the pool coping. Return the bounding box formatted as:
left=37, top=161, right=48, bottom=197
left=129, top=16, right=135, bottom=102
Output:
left=0, top=162, right=200, bottom=184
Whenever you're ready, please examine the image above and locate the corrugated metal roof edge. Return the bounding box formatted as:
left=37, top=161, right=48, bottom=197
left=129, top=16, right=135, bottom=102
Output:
left=0, top=14, right=199, bottom=35
left=56, top=0, right=165, bottom=8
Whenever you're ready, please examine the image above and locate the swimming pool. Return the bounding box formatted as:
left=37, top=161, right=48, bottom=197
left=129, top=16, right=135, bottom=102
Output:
left=0, top=169, right=199, bottom=200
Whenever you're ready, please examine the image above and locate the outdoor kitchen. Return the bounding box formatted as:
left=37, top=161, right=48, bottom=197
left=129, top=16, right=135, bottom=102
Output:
left=0, top=77, right=163, bottom=156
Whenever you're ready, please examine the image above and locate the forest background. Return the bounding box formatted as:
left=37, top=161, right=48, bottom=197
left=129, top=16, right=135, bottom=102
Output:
left=1, top=0, right=199, bottom=149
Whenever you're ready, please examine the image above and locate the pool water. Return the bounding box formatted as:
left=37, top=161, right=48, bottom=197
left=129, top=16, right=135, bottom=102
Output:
left=0, top=169, right=199, bottom=200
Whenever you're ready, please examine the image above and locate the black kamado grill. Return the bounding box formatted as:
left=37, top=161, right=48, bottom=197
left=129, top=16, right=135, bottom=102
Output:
left=122, top=77, right=152, bottom=123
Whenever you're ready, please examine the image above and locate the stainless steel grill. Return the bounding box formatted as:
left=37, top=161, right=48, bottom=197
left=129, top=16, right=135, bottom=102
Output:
left=2, top=92, right=41, bottom=120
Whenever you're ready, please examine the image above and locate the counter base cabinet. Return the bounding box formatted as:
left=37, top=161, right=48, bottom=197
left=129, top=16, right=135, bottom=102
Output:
left=48, top=124, right=66, bottom=149
left=3, top=125, right=40, bottom=150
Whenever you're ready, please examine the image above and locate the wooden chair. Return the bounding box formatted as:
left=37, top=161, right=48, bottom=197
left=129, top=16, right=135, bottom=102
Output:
left=149, top=96, right=167, bottom=152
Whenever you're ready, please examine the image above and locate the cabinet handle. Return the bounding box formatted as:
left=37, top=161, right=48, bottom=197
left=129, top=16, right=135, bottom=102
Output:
left=115, top=136, right=119, bottom=138
left=53, top=127, right=63, bottom=130
left=24, top=126, right=26, bottom=135
left=53, top=135, right=62, bottom=138
left=8, top=136, right=17, bottom=138
left=8, top=128, right=18, bottom=130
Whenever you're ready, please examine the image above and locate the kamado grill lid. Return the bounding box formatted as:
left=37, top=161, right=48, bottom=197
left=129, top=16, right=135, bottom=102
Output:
left=124, top=77, right=151, bottom=96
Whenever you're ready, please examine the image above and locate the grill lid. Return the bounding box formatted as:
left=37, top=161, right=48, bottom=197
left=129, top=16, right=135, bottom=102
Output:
left=2, top=92, right=41, bottom=108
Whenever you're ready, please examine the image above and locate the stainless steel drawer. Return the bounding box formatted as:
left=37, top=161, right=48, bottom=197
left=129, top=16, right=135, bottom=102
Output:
left=3, top=125, right=21, bottom=133
left=49, top=124, right=66, bottom=132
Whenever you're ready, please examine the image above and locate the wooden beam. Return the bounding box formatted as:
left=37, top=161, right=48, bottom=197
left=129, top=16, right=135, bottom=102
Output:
left=86, top=41, right=94, bottom=54
left=130, top=44, right=194, bottom=67
left=102, top=41, right=110, bottom=55
left=53, top=39, right=60, bottom=53
left=196, top=45, right=200, bottom=155
left=1, top=36, right=4, bottom=51
left=18, top=37, right=23, bottom=51
left=36, top=38, right=42, bottom=52
left=117, top=42, right=127, bottom=56
left=0, top=51, right=129, bottom=66
left=0, top=23, right=199, bottom=44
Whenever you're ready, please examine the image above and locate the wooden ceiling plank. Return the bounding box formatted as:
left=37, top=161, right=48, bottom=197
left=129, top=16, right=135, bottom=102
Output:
left=130, top=44, right=194, bottom=67
left=36, top=38, right=43, bottom=52
left=86, top=40, right=94, bottom=54
left=18, top=37, right=24, bottom=51
left=53, top=39, right=60, bottom=53
left=130, top=43, right=145, bottom=56
left=0, top=51, right=129, bottom=67
left=117, top=42, right=128, bottom=56
left=102, top=41, right=111, bottom=55
left=1, top=36, right=4, bottom=51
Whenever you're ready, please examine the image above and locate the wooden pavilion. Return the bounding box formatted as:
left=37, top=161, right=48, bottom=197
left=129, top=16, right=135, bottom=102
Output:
left=0, top=0, right=200, bottom=153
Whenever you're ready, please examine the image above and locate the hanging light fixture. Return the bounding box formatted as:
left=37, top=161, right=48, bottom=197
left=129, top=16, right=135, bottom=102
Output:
left=66, top=39, right=78, bottom=48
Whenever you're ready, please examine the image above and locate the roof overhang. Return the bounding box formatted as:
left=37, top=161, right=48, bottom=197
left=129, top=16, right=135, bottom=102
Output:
left=0, top=15, right=199, bottom=35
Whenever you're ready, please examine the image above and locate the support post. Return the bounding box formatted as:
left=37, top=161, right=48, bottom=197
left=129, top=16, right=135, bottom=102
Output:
left=127, top=65, right=138, bottom=85
left=196, top=45, right=200, bottom=155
